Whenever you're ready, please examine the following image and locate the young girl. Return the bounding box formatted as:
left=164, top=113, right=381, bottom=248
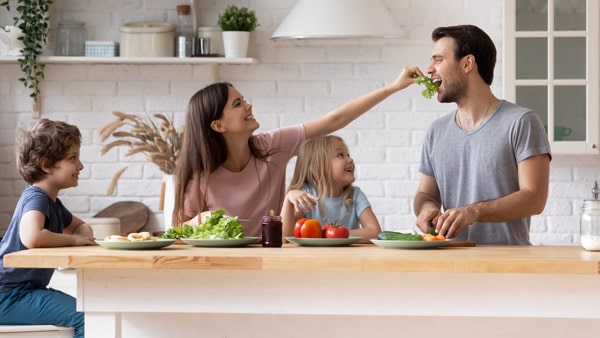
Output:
left=281, top=135, right=380, bottom=243
left=0, top=119, right=96, bottom=338
left=173, top=67, right=419, bottom=236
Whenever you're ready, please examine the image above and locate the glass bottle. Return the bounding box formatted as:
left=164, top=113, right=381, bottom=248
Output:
left=175, top=5, right=194, bottom=57
left=55, top=20, right=87, bottom=56
left=580, top=181, right=600, bottom=251
left=261, top=211, right=282, bottom=247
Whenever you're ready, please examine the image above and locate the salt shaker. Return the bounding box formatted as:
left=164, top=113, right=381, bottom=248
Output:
left=261, top=210, right=282, bottom=247
left=580, top=181, right=600, bottom=251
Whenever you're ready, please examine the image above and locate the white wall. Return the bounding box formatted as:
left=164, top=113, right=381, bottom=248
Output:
left=1, top=0, right=598, bottom=245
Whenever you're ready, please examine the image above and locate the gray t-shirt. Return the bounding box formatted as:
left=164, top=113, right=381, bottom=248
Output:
left=419, top=100, right=551, bottom=245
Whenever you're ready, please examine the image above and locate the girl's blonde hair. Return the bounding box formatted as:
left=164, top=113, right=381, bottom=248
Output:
left=288, top=135, right=354, bottom=217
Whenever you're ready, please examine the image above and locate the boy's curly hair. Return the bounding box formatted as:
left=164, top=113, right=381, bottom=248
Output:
left=15, top=119, right=81, bottom=184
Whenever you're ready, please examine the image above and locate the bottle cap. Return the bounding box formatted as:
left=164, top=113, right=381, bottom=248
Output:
left=177, top=5, right=191, bottom=15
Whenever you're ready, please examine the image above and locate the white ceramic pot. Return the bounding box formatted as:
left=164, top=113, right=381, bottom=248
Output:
left=162, top=175, right=175, bottom=229
left=222, top=31, right=250, bottom=58
left=82, top=217, right=121, bottom=239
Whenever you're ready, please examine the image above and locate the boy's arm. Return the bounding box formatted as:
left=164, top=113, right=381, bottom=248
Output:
left=19, top=210, right=96, bottom=248
left=63, top=215, right=94, bottom=237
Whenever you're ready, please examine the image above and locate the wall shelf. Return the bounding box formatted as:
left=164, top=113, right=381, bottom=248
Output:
left=0, top=56, right=258, bottom=65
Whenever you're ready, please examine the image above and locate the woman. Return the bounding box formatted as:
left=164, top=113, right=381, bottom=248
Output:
left=173, top=67, right=419, bottom=236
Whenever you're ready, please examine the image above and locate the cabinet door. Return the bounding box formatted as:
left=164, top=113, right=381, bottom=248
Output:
left=504, top=0, right=599, bottom=154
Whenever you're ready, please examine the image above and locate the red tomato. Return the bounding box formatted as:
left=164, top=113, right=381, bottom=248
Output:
left=299, top=219, right=322, bottom=238
left=324, top=224, right=350, bottom=238
left=293, top=218, right=307, bottom=238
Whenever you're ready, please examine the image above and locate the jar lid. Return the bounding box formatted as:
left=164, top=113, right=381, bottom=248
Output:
left=58, top=19, right=85, bottom=27
left=120, top=21, right=175, bottom=33
left=581, top=200, right=600, bottom=209
left=177, top=5, right=191, bottom=15
left=197, top=25, right=222, bottom=32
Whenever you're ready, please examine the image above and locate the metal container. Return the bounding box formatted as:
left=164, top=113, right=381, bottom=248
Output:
left=120, top=21, right=175, bottom=57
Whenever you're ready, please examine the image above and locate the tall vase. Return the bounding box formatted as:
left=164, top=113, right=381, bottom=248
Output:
left=160, top=174, right=175, bottom=230
left=222, top=31, right=249, bottom=58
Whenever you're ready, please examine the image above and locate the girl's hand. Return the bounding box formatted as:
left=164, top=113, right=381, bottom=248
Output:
left=285, top=190, right=319, bottom=213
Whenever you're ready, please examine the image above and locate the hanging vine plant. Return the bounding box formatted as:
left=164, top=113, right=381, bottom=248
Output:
left=1, top=0, right=54, bottom=112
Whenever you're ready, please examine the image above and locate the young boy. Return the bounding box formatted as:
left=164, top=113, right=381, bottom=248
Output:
left=0, top=119, right=96, bottom=338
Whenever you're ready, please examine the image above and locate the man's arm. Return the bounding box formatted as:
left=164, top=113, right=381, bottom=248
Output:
left=413, top=173, right=443, bottom=233
left=436, top=154, right=550, bottom=238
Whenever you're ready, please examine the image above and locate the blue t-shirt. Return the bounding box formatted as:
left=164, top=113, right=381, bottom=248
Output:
left=299, top=185, right=370, bottom=229
left=0, top=185, right=72, bottom=293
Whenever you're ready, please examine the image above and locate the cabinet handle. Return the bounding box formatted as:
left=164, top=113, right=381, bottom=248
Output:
left=591, top=144, right=598, bottom=149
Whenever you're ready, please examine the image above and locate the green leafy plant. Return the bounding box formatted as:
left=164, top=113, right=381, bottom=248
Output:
left=218, top=5, right=258, bottom=32
left=0, top=0, right=54, bottom=107
left=414, top=76, right=440, bottom=99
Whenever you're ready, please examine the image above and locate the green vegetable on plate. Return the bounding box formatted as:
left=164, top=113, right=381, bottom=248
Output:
left=377, top=231, right=423, bottom=241
left=161, top=209, right=245, bottom=240
left=414, top=76, right=440, bottom=99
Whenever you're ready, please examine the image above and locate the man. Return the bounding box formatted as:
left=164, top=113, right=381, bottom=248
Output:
left=413, top=25, right=551, bottom=245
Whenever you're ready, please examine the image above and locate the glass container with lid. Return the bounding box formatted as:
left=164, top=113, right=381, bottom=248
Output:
left=580, top=181, right=600, bottom=251
left=55, top=20, right=87, bottom=56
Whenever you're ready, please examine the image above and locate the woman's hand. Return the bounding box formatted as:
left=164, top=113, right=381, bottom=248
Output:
left=285, top=190, right=319, bottom=213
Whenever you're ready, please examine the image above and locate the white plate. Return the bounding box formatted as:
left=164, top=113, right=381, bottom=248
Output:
left=285, top=236, right=362, bottom=247
left=370, top=239, right=451, bottom=249
left=96, top=238, right=175, bottom=250
left=181, top=237, right=259, bottom=247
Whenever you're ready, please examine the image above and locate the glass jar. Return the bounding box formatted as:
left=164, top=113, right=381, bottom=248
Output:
left=580, top=200, right=600, bottom=251
left=55, top=20, right=86, bottom=56
left=261, top=214, right=282, bottom=247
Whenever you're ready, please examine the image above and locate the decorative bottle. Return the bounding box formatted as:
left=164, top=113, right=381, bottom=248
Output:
left=175, top=5, right=194, bottom=57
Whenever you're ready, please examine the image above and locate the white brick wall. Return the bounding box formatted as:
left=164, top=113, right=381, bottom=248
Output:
left=1, top=0, right=598, bottom=245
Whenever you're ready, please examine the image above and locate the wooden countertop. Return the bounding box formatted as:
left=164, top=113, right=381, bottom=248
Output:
left=4, top=244, right=600, bottom=274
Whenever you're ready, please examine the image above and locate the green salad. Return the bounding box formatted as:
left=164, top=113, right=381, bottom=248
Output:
left=414, top=76, right=440, bottom=99
left=162, top=209, right=245, bottom=240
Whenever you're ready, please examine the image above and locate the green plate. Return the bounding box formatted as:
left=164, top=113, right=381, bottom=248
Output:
left=285, top=236, right=362, bottom=247
left=181, top=237, right=259, bottom=247
left=370, top=239, right=451, bottom=249
left=96, top=238, right=175, bottom=250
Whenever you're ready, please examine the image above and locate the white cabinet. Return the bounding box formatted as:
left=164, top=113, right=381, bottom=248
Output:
left=503, top=0, right=599, bottom=154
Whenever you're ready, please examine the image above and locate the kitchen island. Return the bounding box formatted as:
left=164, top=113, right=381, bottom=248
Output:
left=5, top=244, right=600, bottom=337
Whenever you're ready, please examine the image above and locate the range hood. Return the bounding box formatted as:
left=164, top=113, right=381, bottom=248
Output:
left=271, top=0, right=404, bottom=40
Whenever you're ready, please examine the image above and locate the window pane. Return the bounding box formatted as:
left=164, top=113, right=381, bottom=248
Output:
left=516, top=38, right=547, bottom=79
left=517, top=86, right=548, bottom=127
left=555, top=86, right=586, bottom=141
left=555, top=0, right=586, bottom=31
left=516, top=0, right=548, bottom=31
left=555, top=37, right=586, bottom=79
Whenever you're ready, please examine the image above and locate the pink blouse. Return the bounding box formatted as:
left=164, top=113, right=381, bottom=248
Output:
left=183, top=125, right=305, bottom=236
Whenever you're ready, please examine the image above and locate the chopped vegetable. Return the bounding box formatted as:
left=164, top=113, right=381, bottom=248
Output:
left=414, top=76, right=440, bottom=99
left=377, top=231, right=423, bottom=241
left=161, top=209, right=245, bottom=240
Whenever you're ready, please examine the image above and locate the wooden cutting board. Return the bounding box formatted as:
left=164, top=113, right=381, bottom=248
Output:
left=94, top=201, right=150, bottom=235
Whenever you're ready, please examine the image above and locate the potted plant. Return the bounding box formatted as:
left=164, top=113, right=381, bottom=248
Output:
left=217, top=5, right=258, bottom=58
left=0, top=0, right=54, bottom=116
left=99, top=111, right=184, bottom=228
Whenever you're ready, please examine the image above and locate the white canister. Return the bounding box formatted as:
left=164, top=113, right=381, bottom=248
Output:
left=82, top=217, right=121, bottom=239
left=120, top=21, right=175, bottom=57
left=197, top=26, right=224, bottom=56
